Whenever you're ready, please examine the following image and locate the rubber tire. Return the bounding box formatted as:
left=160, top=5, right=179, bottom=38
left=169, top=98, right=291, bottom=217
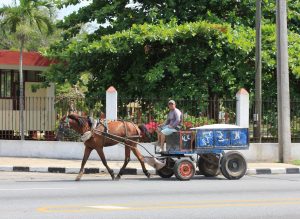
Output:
left=174, top=158, right=195, bottom=181
left=198, top=154, right=220, bottom=177
left=157, top=166, right=174, bottom=178
left=220, top=151, right=247, bottom=180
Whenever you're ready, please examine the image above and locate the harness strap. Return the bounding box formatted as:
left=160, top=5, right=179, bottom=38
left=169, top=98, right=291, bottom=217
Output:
left=129, top=121, right=141, bottom=138
left=122, top=120, right=129, bottom=140
left=98, top=120, right=108, bottom=133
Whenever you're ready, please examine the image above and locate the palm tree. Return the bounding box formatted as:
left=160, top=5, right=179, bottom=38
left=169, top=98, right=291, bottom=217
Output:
left=0, top=0, right=54, bottom=140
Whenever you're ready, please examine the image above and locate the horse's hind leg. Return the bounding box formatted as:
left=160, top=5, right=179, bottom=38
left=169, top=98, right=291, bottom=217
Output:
left=76, top=146, right=92, bottom=181
left=116, top=144, right=131, bottom=180
left=96, top=148, right=115, bottom=180
left=131, top=145, right=150, bottom=178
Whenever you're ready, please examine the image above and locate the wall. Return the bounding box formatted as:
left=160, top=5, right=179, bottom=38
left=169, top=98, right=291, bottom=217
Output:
left=0, top=140, right=300, bottom=162
left=0, top=83, right=55, bottom=131
left=25, top=82, right=55, bottom=98
left=0, top=140, right=155, bottom=161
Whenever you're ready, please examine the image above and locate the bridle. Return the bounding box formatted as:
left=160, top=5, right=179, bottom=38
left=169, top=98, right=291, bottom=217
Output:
left=61, top=116, right=70, bottom=129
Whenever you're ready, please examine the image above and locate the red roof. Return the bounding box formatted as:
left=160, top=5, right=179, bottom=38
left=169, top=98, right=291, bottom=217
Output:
left=0, top=50, right=52, bottom=67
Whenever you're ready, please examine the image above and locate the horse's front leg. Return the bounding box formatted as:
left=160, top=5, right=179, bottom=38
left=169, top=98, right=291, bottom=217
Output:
left=76, top=145, right=92, bottom=181
left=96, top=147, right=115, bottom=180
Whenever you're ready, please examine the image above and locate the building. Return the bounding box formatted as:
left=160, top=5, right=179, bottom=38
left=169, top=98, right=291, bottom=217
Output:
left=0, top=50, right=55, bottom=140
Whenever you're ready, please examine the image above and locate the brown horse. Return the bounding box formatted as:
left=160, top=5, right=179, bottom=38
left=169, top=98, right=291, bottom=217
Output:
left=58, top=114, right=151, bottom=181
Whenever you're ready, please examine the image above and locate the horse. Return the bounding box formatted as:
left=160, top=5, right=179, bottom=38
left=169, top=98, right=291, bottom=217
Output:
left=57, top=113, right=151, bottom=181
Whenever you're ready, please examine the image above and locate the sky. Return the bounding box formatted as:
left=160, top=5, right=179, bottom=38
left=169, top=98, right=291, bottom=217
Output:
left=0, top=0, right=91, bottom=20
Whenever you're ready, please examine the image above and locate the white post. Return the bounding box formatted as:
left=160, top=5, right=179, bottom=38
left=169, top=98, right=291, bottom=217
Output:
left=236, top=88, right=249, bottom=128
left=106, top=86, right=118, bottom=120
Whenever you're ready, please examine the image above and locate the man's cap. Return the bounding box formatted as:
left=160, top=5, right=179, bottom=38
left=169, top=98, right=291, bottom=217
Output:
left=168, top=100, right=176, bottom=105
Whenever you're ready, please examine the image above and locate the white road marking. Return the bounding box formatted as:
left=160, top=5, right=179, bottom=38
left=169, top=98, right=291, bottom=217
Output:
left=86, top=205, right=130, bottom=210
left=0, top=187, right=72, bottom=191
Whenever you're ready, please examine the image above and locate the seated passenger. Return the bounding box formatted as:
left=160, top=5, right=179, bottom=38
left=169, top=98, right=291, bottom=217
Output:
left=157, top=100, right=182, bottom=151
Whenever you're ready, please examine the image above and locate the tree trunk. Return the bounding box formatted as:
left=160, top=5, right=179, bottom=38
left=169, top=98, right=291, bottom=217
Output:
left=19, top=39, right=24, bottom=140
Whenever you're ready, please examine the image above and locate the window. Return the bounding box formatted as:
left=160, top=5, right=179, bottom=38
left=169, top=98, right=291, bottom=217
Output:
left=0, top=70, right=12, bottom=98
left=25, top=71, right=44, bottom=82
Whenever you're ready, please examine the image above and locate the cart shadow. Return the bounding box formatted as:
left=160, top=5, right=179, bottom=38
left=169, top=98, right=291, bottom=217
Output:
left=137, top=175, right=227, bottom=181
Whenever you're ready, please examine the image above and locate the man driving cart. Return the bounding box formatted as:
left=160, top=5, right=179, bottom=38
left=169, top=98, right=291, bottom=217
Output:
left=156, top=100, right=182, bottom=152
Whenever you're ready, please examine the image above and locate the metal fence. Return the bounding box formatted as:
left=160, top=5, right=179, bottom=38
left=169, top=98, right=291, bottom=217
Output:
left=1, top=96, right=300, bottom=142
left=249, top=100, right=278, bottom=143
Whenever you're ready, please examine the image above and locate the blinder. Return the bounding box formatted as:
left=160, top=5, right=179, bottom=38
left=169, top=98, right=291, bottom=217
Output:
left=62, top=116, right=70, bottom=128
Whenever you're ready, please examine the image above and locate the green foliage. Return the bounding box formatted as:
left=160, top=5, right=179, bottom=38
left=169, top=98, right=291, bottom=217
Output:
left=45, top=19, right=256, bottom=99
left=44, top=1, right=300, bottom=101
left=0, top=0, right=55, bottom=40
left=0, top=1, right=61, bottom=51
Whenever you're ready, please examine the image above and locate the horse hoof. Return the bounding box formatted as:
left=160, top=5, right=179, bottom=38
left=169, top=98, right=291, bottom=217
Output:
left=108, top=170, right=115, bottom=180
left=115, top=175, right=121, bottom=181
left=146, top=172, right=151, bottom=179
left=75, top=172, right=83, bottom=181
left=143, top=170, right=151, bottom=179
left=111, top=174, right=115, bottom=181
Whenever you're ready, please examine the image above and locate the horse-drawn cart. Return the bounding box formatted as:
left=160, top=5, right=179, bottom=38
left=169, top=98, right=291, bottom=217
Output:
left=145, top=124, right=249, bottom=181
left=59, top=114, right=250, bottom=181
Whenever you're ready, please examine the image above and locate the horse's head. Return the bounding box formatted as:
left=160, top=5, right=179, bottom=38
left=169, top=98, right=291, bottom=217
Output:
left=56, top=114, right=92, bottom=140
left=138, top=124, right=152, bottom=143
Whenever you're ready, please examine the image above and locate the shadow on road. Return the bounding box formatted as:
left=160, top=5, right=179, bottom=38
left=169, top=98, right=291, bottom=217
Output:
left=14, top=174, right=227, bottom=183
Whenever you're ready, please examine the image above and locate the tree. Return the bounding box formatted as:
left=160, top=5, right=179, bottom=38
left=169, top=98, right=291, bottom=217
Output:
left=0, top=26, right=62, bottom=51
left=44, top=1, right=300, bottom=102
left=0, top=0, right=54, bottom=139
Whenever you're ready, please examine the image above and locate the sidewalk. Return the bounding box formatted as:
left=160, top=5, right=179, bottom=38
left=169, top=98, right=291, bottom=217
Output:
left=0, top=157, right=299, bottom=175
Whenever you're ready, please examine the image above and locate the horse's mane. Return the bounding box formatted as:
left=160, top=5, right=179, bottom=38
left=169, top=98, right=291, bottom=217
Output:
left=68, top=114, right=89, bottom=127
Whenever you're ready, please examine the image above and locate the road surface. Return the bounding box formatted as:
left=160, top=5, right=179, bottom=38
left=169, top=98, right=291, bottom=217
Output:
left=1, top=172, right=300, bottom=219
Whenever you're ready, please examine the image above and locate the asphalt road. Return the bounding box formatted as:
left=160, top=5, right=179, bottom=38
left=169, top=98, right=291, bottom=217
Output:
left=1, top=172, right=300, bottom=219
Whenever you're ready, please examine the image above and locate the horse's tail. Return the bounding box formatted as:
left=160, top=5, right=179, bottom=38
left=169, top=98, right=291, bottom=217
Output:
left=138, top=124, right=151, bottom=141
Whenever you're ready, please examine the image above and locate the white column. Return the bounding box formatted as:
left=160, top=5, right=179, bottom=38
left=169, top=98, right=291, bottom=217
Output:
left=106, top=86, right=118, bottom=120
left=236, top=88, right=249, bottom=128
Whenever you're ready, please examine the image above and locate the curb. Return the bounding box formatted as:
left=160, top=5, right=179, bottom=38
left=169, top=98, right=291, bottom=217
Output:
left=1, top=166, right=300, bottom=175
left=247, top=167, right=300, bottom=175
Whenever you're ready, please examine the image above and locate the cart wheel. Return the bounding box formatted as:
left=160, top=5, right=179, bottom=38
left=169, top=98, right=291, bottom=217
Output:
left=174, top=158, right=195, bottom=181
left=157, top=166, right=174, bottom=178
left=198, top=154, right=220, bottom=177
left=220, top=151, right=247, bottom=180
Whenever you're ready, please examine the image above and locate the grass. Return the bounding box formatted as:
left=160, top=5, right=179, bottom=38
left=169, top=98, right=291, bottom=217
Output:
left=291, top=160, right=300, bottom=166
